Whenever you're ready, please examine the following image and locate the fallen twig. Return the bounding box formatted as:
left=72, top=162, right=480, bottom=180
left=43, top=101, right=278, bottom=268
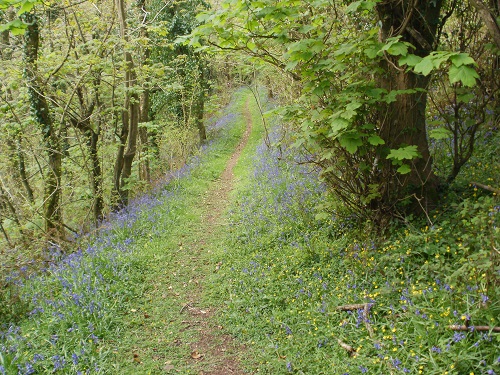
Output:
left=470, top=181, right=500, bottom=194
left=335, top=303, right=372, bottom=311
left=448, top=325, right=500, bottom=333
left=364, top=304, right=375, bottom=338
left=337, top=339, right=356, bottom=356
left=179, top=302, right=192, bottom=314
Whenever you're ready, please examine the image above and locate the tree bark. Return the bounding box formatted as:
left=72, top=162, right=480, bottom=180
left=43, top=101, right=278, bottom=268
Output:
left=113, top=0, right=140, bottom=207
left=23, top=13, right=64, bottom=238
left=138, top=0, right=151, bottom=183
left=195, top=91, right=207, bottom=143
left=88, top=127, right=103, bottom=225
left=375, top=0, right=443, bottom=213
left=470, top=0, right=500, bottom=49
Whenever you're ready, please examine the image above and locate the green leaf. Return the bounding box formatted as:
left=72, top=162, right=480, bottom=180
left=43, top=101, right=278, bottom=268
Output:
left=397, top=164, right=412, bottom=174
left=399, top=54, right=422, bottom=67
left=387, top=145, right=419, bottom=161
left=247, top=40, right=256, bottom=51
left=17, top=0, right=36, bottom=15
left=329, top=117, right=349, bottom=135
left=450, top=53, right=475, bottom=67
left=346, top=0, right=377, bottom=12
left=367, top=135, right=385, bottom=145
left=429, top=127, right=453, bottom=140
left=387, top=42, right=408, bottom=56
left=315, top=212, right=330, bottom=221
left=413, top=57, right=434, bottom=76
left=339, top=134, right=363, bottom=154
left=448, top=65, right=479, bottom=87
left=364, top=47, right=379, bottom=59
left=345, top=1, right=362, bottom=12
left=0, top=19, right=27, bottom=35
left=456, top=92, right=475, bottom=103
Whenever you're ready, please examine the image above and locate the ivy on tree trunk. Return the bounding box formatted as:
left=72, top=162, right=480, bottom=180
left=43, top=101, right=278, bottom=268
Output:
left=23, top=12, right=64, bottom=238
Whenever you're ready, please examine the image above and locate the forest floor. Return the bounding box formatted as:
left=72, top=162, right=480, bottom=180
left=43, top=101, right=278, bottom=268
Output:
left=109, top=92, right=258, bottom=374
left=176, top=99, right=253, bottom=374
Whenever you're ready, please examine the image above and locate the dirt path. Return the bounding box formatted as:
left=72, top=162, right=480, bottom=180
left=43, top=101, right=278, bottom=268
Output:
left=181, top=99, right=253, bottom=374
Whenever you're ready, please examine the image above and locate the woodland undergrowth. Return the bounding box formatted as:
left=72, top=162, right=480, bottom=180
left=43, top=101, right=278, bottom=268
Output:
left=209, top=113, right=500, bottom=374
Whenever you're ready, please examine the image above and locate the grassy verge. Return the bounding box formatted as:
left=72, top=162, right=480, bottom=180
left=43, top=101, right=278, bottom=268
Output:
left=0, top=88, right=253, bottom=374
left=209, top=117, right=500, bottom=374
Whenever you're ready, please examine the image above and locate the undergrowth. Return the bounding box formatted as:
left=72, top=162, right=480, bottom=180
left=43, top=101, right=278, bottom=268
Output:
left=210, top=124, right=500, bottom=374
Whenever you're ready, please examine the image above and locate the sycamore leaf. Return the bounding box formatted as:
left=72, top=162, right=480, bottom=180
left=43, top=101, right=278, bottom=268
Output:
left=285, top=60, right=299, bottom=70
left=339, top=134, right=363, bottom=154
left=387, top=145, right=419, bottom=161
left=429, top=127, right=453, bottom=140
left=17, top=0, right=37, bottom=16
left=448, top=65, right=479, bottom=87
left=456, top=92, right=475, bottom=103
left=397, top=164, right=412, bottom=174
left=0, top=19, right=27, bottom=35
left=413, top=57, right=434, bottom=76
left=449, top=53, right=476, bottom=67
left=346, top=1, right=363, bottom=12
left=387, top=42, right=408, bottom=56
left=367, top=135, right=385, bottom=146
left=329, top=117, right=349, bottom=135
left=364, top=47, right=379, bottom=59
left=346, top=0, right=377, bottom=12
left=399, top=54, right=422, bottom=67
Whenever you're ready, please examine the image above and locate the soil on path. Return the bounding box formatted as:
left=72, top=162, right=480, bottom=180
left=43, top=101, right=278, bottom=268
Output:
left=181, top=99, right=253, bottom=374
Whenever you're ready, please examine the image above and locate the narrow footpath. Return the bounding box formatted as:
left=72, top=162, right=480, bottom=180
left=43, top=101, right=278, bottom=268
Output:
left=180, top=99, right=253, bottom=374
left=115, top=95, right=256, bottom=374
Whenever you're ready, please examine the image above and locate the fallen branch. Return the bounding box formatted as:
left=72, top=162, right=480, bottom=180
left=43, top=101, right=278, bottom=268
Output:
left=470, top=181, right=500, bottom=195
left=335, top=303, right=372, bottom=311
left=337, top=339, right=356, bottom=356
left=448, top=325, right=500, bottom=333
left=364, top=304, right=375, bottom=339
left=179, top=302, right=192, bottom=314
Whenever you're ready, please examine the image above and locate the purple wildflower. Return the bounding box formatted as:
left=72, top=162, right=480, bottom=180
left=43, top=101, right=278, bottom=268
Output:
left=52, top=355, right=66, bottom=372
left=452, top=332, right=466, bottom=343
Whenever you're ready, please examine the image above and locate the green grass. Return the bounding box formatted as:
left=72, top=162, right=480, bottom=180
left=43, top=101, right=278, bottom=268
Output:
left=2, top=86, right=498, bottom=375
left=207, top=113, right=500, bottom=374
left=0, top=88, right=257, bottom=374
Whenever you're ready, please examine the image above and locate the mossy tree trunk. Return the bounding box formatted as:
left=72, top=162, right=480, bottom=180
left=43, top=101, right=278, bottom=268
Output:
left=375, top=0, right=442, bottom=214
left=113, top=0, right=140, bottom=208
left=23, top=12, right=64, bottom=238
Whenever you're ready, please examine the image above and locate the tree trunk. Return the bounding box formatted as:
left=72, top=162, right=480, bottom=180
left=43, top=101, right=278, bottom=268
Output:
left=113, top=0, right=140, bottom=207
left=194, top=59, right=207, bottom=143
left=15, top=136, right=35, bottom=204
left=470, top=0, right=500, bottom=49
left=195, top=88, right=207, bottom=143
left=23, top=13, right=64, bottom=238
left=138, top=0, right=151, bottom=183
left=139, top=102, right=151, bottom=182
left=376, top=0, right=442, bottom=213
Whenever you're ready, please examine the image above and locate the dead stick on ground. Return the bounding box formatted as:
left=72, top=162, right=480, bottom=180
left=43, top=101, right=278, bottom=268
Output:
left=470, top=181, right=500, bottom=194
left=337, top=339, right=356, bottom=356
left=448, top=325, right=500, bottom=333
left=364, top=304, right=375, bottom=338
left=180, top=302, right=192, bottom=314
left=335, top=303, right=373, bottom=311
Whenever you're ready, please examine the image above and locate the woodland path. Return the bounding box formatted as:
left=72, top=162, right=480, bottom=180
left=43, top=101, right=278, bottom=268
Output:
left=172, top=99, right=253, bottom=374
left=114, top=92, right=258, bottom=374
